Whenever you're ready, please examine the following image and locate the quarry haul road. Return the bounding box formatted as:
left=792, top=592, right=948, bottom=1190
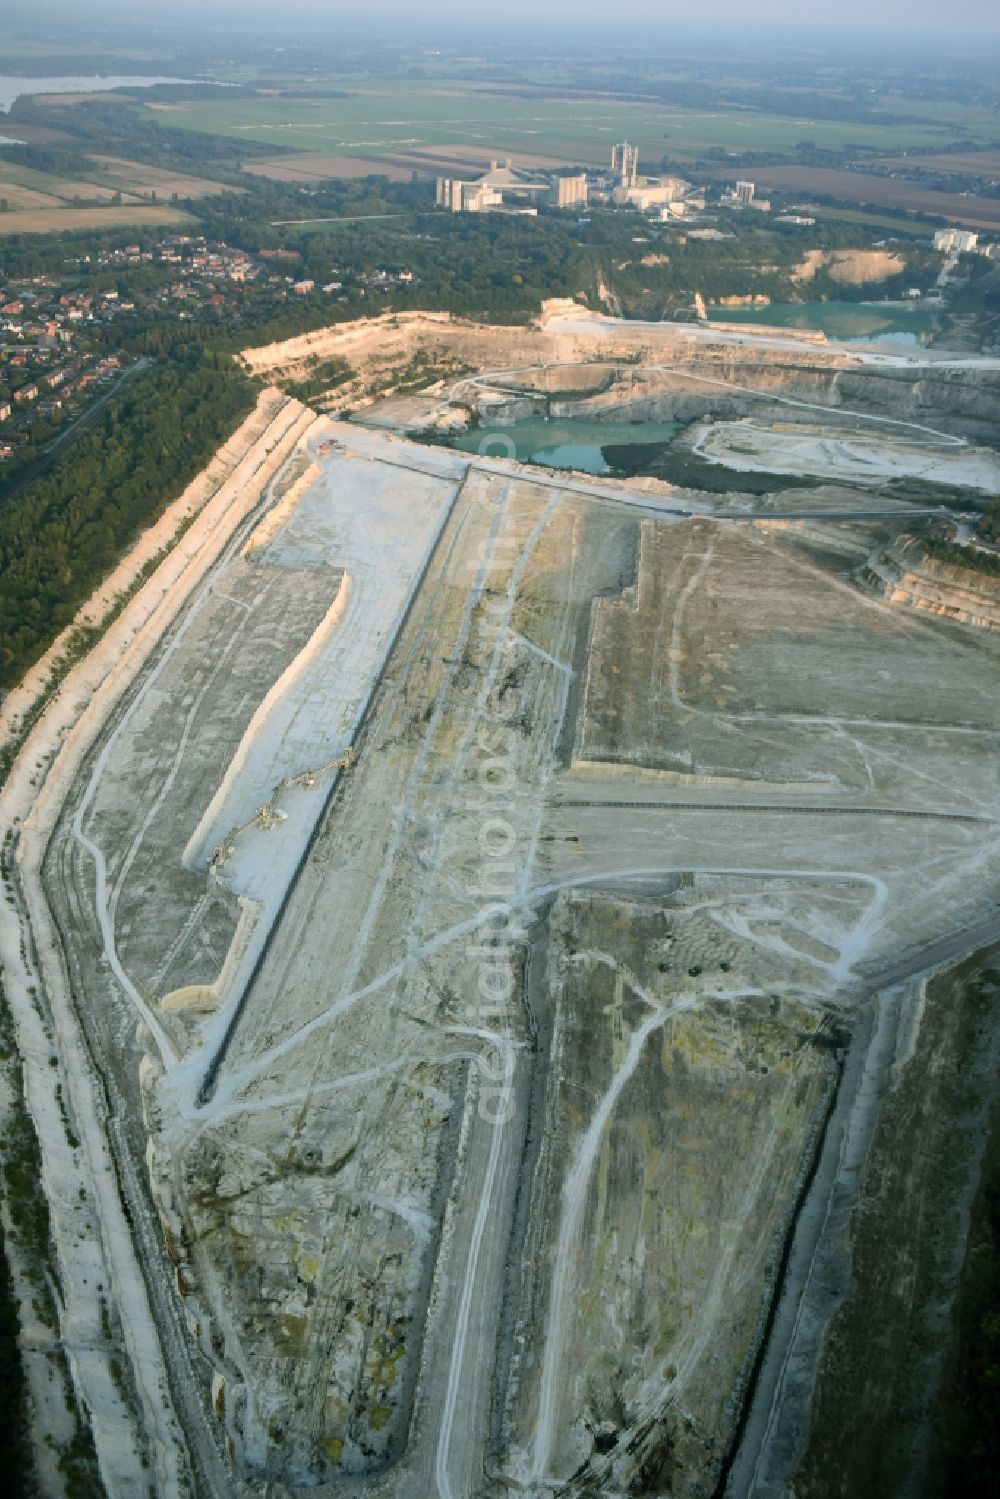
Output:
left=857, top=913, right=1000, bottom=995
left=531, top=974, right=704, bottom=1484
left=554, top=798, right=993, bottom=824
left=460, top=455, right=946, bottom=526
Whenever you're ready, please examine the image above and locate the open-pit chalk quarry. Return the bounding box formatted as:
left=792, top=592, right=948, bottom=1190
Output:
left=2, top=305, right=999, bottom=1499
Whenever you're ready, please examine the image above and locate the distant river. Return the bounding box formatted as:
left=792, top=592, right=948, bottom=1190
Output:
left=0, top=74, right=193, bottom=119
left=705, top=299, right=939, bottom=347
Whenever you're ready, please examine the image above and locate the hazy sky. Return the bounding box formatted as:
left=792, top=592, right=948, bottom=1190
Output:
left=220, top=0, right=997, bottom=36
left=284, top=0, right=998, bottom=28
left=13, top=0, right=1000, bottom=39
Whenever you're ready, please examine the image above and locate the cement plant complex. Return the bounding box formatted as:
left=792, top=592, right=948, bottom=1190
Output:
left=435, top=142, right=707, bottom=218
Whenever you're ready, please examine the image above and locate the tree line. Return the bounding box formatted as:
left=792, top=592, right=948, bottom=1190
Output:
left=0, top=353, right=254, bottom=689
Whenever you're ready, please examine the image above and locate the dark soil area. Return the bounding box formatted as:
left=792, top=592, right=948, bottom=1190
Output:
left=792, top=956, right=1000, bottom=1499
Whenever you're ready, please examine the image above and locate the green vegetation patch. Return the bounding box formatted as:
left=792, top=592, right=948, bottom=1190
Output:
left=0, top=143, right=97, bottom=178
left=284, top=357, right=354, bottom=404
left=924, top=1001, right=1000, bottom=1498
left=0, top=354, right=256, bottom=690
left=916, top=532, right=1000, bottom=578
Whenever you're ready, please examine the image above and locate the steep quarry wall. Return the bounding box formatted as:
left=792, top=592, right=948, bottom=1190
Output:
left=556, top=359, right=1000, bottom=444
left=240, top=310, right=565, bottom=387
left=241, top=308, right=1000, bottom=444
left=793, top=248, right=906, bottom=285
left=862, top=536, right=1000, bottom=630
left=239, top=306, right=851, bottom=395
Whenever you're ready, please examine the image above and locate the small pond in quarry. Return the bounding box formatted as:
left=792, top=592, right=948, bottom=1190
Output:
left=447, top=304, right=938, bottom=473
left=704, top=300, right=938, bottom=346
left=449, top=418, right=685, bottom=475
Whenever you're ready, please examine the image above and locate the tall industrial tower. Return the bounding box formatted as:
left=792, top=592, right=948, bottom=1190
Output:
left=611, top=141, right=639, bottom=189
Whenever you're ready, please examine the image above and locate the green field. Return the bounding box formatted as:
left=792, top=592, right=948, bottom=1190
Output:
left=805, top=204, right=944, bottom=236
left=140, top=81, right=973, bottom=168
left=870, top=95, right=1000, bottom=136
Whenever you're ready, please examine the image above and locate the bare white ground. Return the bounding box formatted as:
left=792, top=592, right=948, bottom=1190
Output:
left=539, top=305, right=1000, bottom=370
left=168, top=427, right=462, bottom=1092
left=690, top=418, right=1000, bottom=489
left=188, top=425, right=461, bottom=869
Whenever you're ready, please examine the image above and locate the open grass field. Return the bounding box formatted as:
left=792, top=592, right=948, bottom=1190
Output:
left=139, top=80, right=973, bottom=169
left=804, top=204, right=944, bottom=236
left=43, top=177, right=136, bottom=202
left=0, top=203, right=194, bottom=234
left=870, top=95, right=1000, bottom=135
left=0, top=122, right=79, bottom=145
left=0, top=159, right=90, bottom=193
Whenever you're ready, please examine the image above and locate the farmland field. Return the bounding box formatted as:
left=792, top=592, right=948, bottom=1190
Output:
left=245, top=142, right=574, bottom=182
left=0, top=150, right=232, bottom=228
left=0, top=159, right=142, bottom=203
left=87, top=155, right=238, bottom=198
left=0, top=203, right=194, bottom=233
left=0, top=177, right=64, bottom=208
left=137, top=81, right=973, bottom=167
left=702, top=164, right=1000, bottom=229
left=804, top=204, right=943, bottom=236
left=872, top=150, right=1000, bottom=177
left=244, top=152, right=416, bottom=183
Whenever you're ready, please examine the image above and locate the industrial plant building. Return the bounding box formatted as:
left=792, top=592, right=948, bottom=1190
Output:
left=933, top=227, right=979, bottom=253
left=552, top=174, right=589, bottom=210
left=610, top=141, right=639, bottom=189
left=613, top=175, right=691, bottom=211
left=720, top=178, right=771, bottom=212
left=435, top=158, right=548, bottom=214
left=434, top=144, right=706, bottom=220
